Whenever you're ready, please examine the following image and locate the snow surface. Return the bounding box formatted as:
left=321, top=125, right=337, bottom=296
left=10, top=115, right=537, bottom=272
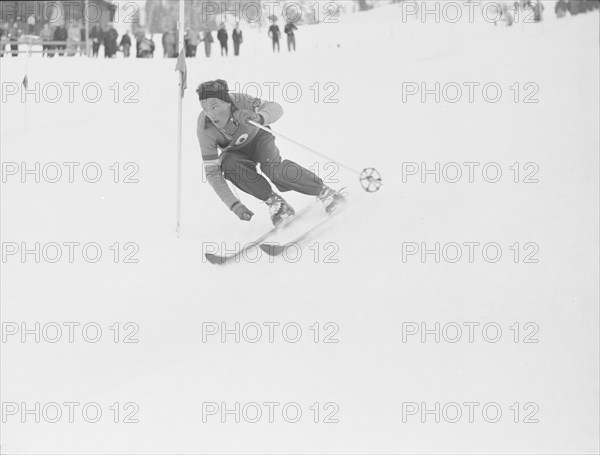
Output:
left=1, top=2, right=599, bottom=453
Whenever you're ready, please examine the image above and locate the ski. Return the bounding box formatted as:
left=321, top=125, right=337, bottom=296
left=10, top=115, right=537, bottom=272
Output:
left=260, top=188, right=348, bottom=257
left=259, top=209, right=342, bottom=257
left=204, top=204, right=314, bottom=265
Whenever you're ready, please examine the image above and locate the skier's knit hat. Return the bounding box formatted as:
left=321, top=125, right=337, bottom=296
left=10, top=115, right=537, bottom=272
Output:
left=197, top=79, right=233, bottom=104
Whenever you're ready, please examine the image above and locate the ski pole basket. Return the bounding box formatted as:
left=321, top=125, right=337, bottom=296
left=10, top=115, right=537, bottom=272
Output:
left=360, top=168, right=383, bottom=193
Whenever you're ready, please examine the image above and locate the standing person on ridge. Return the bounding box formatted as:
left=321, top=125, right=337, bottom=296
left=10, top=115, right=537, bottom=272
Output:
left=268, top=20, right=280, bottom=53
left=120, top=30, right=132, bottom=57
left=201, top=30, right=214, bottom=58
left=217, top=22, right=228, bottom=56
left=284, top=20, right=297, bottom=51
left=232, top=23, right=243, bottom=56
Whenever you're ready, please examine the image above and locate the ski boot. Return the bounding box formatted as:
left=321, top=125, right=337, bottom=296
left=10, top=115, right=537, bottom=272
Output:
left=317, top=185, right=347, bottom=214
left=265, top=192, right=295, bottom=226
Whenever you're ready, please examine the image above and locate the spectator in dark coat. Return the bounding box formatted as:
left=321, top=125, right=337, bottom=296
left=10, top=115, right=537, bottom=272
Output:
left=162, top=30, right=168, bottom=57
left=217, top=23, right=228, bottom=56
left=569, top=0, right=581, bottom=14
left=66, top=21, right=81, bottom=56
left=163, top=29, right=177, bottom=58
left=40, top=23, right=53, bottom=57
left=232, top=23, right=243, bottom=56
left=103, top=23, right=118, bottom=58
left=27, top=15, right=36, bottom=34
left=201, top=30, right=213, bottom=58
left=532, top=0, right=544, bottom=21
left=268, top=21, right=280, bottom=53
left=184, top=29, right=191, bottom=56
left=79, top=25, right=87, bottom=55
left=139, top=35, right=155, bottom=58
left=184, top=29, right=200, bottom=57
left=0, top=22, right=8, bottom=57
left=90, top=25, right=102, bottom=57
left=555, top=0, right=567, bottom=17
left=53, top=23, right=67, bottom=56
left=120, top=31, right=132, bottom=57
left=8, top=22, right=23, bottom=56
left=133, top=28, right=145, bottom=57
left=284, top=21, right=297, bottom=52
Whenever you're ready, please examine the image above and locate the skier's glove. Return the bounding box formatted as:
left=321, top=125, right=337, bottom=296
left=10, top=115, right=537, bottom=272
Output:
left=233, top=109, right=263, bottom=125
left=231, top=201, right=254, bottom=221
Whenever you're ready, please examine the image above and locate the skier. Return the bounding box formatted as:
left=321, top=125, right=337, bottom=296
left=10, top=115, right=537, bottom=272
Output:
left=196, top=79, right=345, bottom=225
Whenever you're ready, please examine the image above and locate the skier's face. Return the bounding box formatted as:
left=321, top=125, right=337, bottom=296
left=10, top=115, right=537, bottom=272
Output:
left=202, top=98, right=231, bottom=126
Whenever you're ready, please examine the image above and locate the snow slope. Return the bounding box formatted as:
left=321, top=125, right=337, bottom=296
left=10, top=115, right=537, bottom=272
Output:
left=1, top=2, right=598, bottom=453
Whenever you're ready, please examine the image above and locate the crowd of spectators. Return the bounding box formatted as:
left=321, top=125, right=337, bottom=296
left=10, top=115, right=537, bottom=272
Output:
left=490, top=0, right=598, bottom=28
left=2, top=2, right=597, bottom=58
left=0, top=15, right=304, bottom=59
left=0, top=14, right=224, bottom=59
left=554, top=0, right=599, bottom=17
left=0, top=17, right=126, bottom=57
left=1, top=16, right=218, bottom=59
left=0, top=16, right=159, bottom=58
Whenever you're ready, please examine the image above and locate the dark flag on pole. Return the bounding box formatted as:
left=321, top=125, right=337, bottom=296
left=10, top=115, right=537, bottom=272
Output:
left=22, top=74, right=28, bottom=90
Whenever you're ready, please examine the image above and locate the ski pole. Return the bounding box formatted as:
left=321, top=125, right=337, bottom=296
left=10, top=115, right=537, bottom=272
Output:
left=249, top=120, right=360, bottom=174
left=248, top=120, right=383, bottom=192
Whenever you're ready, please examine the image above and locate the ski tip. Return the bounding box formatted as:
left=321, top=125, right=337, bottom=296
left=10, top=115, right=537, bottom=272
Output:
left=260, top=243, right=286, bottom=256
left=205, top=253, right=227, bottom=265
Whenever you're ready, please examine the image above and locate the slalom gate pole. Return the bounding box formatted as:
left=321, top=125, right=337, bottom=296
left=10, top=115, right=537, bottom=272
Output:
left=23, top=38, right=32, bottom=136
left=175, top=0, right=185, bottom=236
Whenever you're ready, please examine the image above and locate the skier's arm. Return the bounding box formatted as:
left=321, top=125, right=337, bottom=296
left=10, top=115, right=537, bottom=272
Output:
left=256, top=99, right=283, bottom=125
left=203, top=159, right=240, bottom=208
left=245, top=94, right=284, bottom=125
left=232, top=93, right=284, bottom=126
left=198, top=124, right=239, bottom=210
left=202, top=156, right=253, bottom=221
